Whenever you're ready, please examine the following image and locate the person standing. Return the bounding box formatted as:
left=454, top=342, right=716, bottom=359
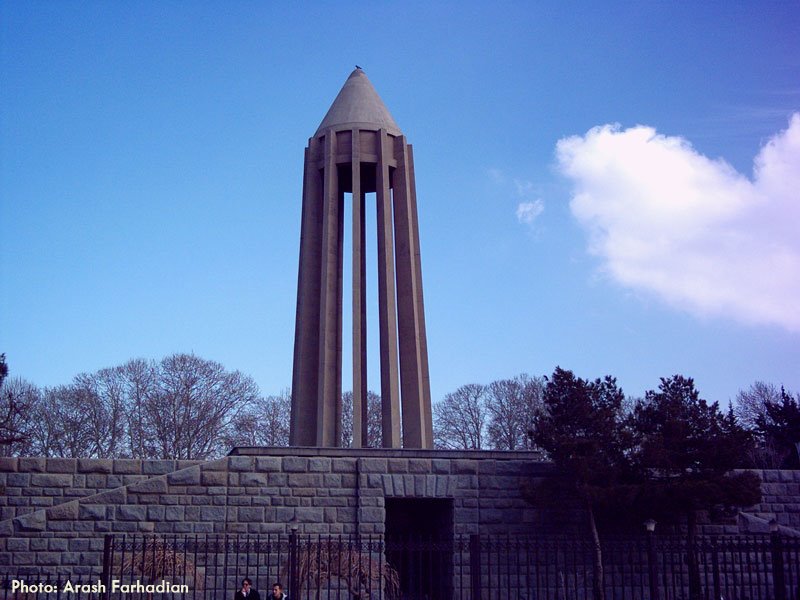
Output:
left=234, top=578, right=261, bottom=600
left=270, top=582, right=287, bottom=600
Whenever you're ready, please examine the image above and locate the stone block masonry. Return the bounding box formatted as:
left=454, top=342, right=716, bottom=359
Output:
left=0, top=449, right=553, bottom=578
left=0, top=458, right=201, bottom=522
left=1, top=449, right=797, bottom=580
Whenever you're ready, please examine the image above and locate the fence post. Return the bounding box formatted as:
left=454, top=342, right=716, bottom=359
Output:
left=289, top=529, right=298, bottom=598
left=101, top=534, right=112, bottom=600
left=710, top=540, right=721, bottom=600
left=469, top=534, right=481, bottom=600
left=771, top=521, right=787, bottom=600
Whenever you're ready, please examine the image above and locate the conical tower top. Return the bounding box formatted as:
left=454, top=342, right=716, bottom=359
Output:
left=315, top=68, right=401, bottom=136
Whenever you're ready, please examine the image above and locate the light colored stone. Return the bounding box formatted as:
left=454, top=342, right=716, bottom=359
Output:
left=388, top=459, right=408, bottom=473
left=85, top=488, right=126, bottom=504
left=8, top=473, right=29, bottom=486
left=240, top=472, right=268, bottom=487
left=409, top=459, right=431, bottom=473
left=0, top=457, right=18, bottom=472
left=282, top=457, right=308, bottom=472
left=31, top=473, right=72, bottom=487
left=47, top=501, right=78, bottom=520
left=46, top=458, right=76, bottom=473
left=238, top=507, right=264, bottom=522
left=78, top=459, right=113, bottom=473
left=129, top=477, right=167, bottom=494
left=358, top=507, right=383, bottom=523
left=228, top=456, right=253, bottom=472
left=14, top=511, right=46, bottom=532
left=295, top=507, right=323, bottom=522
left=167, top=466, right=201, bottom=485
left=200, top=506, right=226, bottom=521
left=360, top=458, right=387, bottom=473
left=117, top=505, right=146, bottom=520
left=332, top=458, right=357, bottom=473
left=256, top=457, right=281, bottom=472
left=201, top=471, right=227, bottom=486
left=143, top=460, right=175, bottom=475
left=113, top=459, right=141, bottom=474
left=18, top=458, right=46, bottom=472
left=452, top=460, right=478, bottom=474
left=165, top=506, right=184, bottom=521
left=308, top=457, right=331, bottom=472
left=431, top=458, right=450, bottom=475
left=79, top=504, right=106, bottom=520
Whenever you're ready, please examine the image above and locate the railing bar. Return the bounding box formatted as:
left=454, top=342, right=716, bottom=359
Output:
left=379, top=534, right=385, bottom=600
left=168, top=533, right=175, bottom=600
left=458, top=534, right=464, bottom=600
left=276, top=533, right=281, bottom=590
left=137, top=534, right=144, bottom=600
left=327, top=536, right=332, bottom=598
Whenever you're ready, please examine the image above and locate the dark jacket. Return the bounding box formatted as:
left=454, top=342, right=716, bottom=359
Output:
left=234, top=589, right=261, bottom=600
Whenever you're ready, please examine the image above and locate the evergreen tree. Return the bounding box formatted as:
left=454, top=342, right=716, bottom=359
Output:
left=757, top=387, right=800, bottom=468
left=533, top=367, right=632, bottom=600
left=630, top=375, right=760, bottom=600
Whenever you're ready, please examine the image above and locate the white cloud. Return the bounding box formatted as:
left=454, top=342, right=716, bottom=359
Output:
left=556, top=113, right=800, bottom=331
left=516, top=200, right=544, bottom=224
left=487, top=170, right=546, bottom=227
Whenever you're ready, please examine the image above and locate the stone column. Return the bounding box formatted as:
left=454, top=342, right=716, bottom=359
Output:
left=351, top=129, right=368, bottom=448
left=316, top=131, right=341, bottom=446
left=376, top=130, right=401, bottom=448
left=392, top=136, right=433, bottom=448
left=290, top=140, right=323, bottom=446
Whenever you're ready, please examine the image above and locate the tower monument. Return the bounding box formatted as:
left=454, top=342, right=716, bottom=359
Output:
left=290, top=68, right=433, bottom=449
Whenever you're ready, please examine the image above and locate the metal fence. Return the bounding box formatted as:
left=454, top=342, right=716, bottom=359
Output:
left=2, top=533, right=800, bottom=599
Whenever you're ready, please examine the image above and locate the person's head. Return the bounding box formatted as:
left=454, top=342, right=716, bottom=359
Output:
left=272, top=582, right=283, bottom=597
left=242, top=578, right=253, bottom=592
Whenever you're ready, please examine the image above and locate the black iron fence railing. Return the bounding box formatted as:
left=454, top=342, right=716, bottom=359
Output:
left=2, top=532, right=799, bottom=599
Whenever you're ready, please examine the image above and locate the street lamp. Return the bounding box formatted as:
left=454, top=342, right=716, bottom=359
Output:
left=644, top=519, right=659, bottom=600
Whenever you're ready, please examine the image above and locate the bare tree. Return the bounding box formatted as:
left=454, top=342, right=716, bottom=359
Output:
left=73, top=367, right=128, bottom=458
left=28, top=385, right=95, bottom=458
left=122, top=358, right=157, bottom=459
left=433, top=384, right=488, bottom=449
left=366, top=391, right=382, bottom=448
left=734, top=381, right=782, bottom=431
left=486, top=373, right=545, bottom=450
left=143, top=353, right=259, bottom=460
left=227, top=389, right=291, bottom=448
left=0, top=355, right=39, bottom=456
left=340, top=390, right=382, bottom=448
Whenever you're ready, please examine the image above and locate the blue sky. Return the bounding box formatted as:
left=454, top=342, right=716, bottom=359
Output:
left=2, top=2, right=799, bottom=407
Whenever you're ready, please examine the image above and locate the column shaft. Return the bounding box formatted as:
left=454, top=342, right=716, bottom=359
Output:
left=376, top=130, right=401, bottom=448
left=407, top=144, right=434, bottom=445
left=351, top=129, right=368, bottom=448
left=392, top=136, right=432, bottom=448
left=316, top=131, right=341, bottom=446
left=290, top=141, right=323, bottom=446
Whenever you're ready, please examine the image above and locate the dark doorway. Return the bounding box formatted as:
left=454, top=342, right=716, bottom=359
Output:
left=385, top=498, right=453, bottom=600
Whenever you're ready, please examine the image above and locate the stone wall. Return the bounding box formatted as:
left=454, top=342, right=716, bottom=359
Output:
left=2, top=450, right=799, bottom=581
left=732, top=469, right=800, bottom=534
left=0, top=457, right=200, bottom=522
left=0, top=448, right=554, bottom=579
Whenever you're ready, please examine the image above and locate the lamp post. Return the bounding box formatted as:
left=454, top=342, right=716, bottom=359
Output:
left=644, top=519, right=660, bottom=600
left=288, top=519, right=299, bottom=597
